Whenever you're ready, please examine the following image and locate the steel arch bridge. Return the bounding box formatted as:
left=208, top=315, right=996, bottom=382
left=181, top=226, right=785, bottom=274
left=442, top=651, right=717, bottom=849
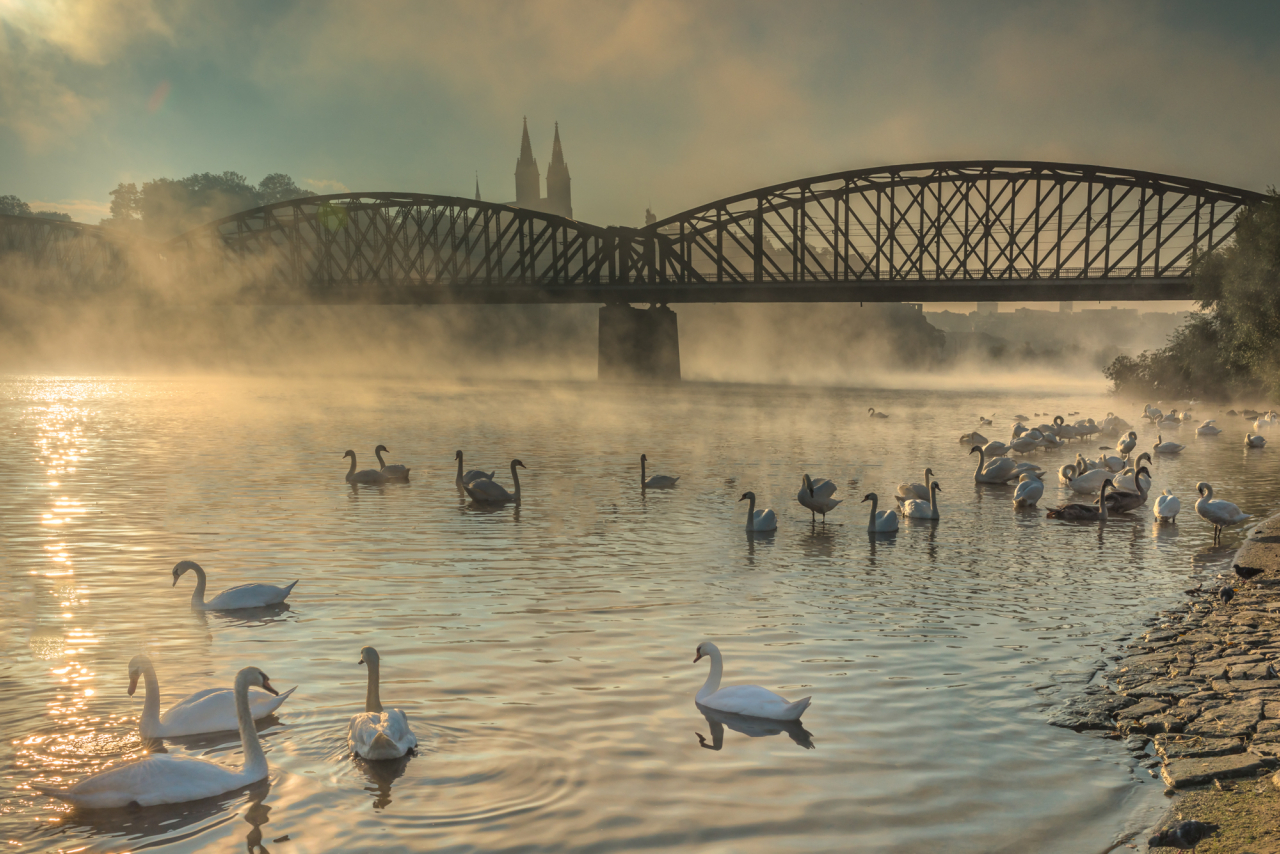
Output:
left=2, top=161, right=1270, bottom=303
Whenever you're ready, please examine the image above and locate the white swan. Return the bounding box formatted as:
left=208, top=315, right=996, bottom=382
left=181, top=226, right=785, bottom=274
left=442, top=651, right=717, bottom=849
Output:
left=895, top=467, right=934, bottom=503
left=1013, top=473, right=1044, bottom=507
left=797, top=474, right=841, bottom=523
left=344, top=450, right=387, bottom=485
left=693, top=641, right=810, bottom=721
left=862, top=492, right=899, bottom=532
left=1094, top=452, right=1126, bottom=473
left=463, top=459, right=525, bottom=504
left=1116, top=431, right=1138, bottom=457
left=969, top=446, right=1019, bottom=484
left=1196, top=421, right=1221, bottom=436
left=901, top=481, right=942, bottom=520
left=129, top=655, right=294, bottom=739
left=1247, top=433, right=1267, bottom=448
left=960, top=431, right=988, bottom=446
left=1195, top=482, right=1251, bottom=544
left=982, top=440, right=1010, bottom=458
left=739, top=491, right=777, bottom=532
left=34, top=666, right=277, bottom=809
left=868, top=407, right=889, bottom=418
left=373, top=445, right=410, bottom=479
left=1111, top=453, right=1153, bottom=492
left=641, top=454, right=680, bottom=489
left=348, top=647, right=417, bottom=761
left=1154, top=490, right=1180, bottom=522
left=1153, top=435, right=1185, bottom=454
left=454, top=450, right=495, bottom=487
left=1010, top=429, right=1042, bottom=454
left=1064, top=466, right=1114, bottom=495
left=172, top=561, right=297, bottom=611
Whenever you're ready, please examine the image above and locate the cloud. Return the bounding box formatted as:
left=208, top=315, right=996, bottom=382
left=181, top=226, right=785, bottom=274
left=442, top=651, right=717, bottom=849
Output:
left=303, top=178, right=348, bottom=193
left=23, top=198, right=111, bottom=220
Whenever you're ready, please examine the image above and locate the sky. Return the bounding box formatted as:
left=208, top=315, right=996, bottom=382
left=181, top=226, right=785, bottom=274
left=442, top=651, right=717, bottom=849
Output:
left=2, top=0, right=1278, bottom=234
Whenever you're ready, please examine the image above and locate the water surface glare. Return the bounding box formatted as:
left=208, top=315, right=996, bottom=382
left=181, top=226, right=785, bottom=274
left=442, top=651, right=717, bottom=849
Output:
left=3, top=376, right=1278, bottom=853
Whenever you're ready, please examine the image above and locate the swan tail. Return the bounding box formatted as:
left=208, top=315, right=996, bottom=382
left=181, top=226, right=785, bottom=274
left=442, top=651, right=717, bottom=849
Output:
left=281, top=580, right=299, bottom=598
left=783, top=697, right=812, bottom=720
left=29, top=785, right=65, bottom=800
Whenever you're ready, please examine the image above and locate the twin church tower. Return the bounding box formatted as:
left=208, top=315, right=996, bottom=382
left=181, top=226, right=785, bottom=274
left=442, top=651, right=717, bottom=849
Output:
left=503, top=118, right=573, bottom=219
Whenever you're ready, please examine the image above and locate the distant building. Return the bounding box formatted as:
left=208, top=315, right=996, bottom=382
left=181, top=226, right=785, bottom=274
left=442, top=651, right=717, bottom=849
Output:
left=510, top=118, right=573, bottom=219
left=645, top=206, right=657, bottom=226
left=976, top=302, right=998, bottom=315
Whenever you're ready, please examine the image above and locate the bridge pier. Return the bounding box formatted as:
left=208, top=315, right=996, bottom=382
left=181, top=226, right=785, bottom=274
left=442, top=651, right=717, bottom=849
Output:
left=598, top=303, right=681, bottom=381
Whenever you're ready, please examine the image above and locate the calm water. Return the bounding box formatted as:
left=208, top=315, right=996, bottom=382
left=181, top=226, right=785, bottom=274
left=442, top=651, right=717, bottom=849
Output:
left=2, top=376, right=1277, bottom=854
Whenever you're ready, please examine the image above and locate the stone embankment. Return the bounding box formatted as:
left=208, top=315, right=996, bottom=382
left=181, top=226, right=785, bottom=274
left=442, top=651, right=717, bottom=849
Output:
left=1049, top=514, right=1280, bottom=851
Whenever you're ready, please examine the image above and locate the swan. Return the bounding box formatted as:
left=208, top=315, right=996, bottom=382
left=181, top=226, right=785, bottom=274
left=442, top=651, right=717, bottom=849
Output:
left=1154, top=490, right=1180, bottom=522
left=901, top=481, right=942, bottom=520
left=797, top=474, right=841, bottom=523
left=1064, top=466, right=1114, bottom=495
left=982, top=440, right=1010, bottom=458
left=1047, top=479, right=1113, bottom=522
left=348, top=647, right=417, bottom=761
left=641, top=454, right=680, bottom=489
left=172, top=561, right=297, bottom=611
left=454, top=450, right=495, bottom=487
left=34, top=666, right=278, bottom=809
left=1195, top=482, right=1251, bottom=544
left=969, top=445, right=1019, bottom=484
left=739, top=491, right=777, bottom=532
left=1013, top=473, right=1044, bottom=507
left=960, top=431, right=988, bottom=446
left=344, top=450, right=387, bottom=485
left=868, top=408, right=889, bottom=419
left=978, top=416, right=993, bottom=426
left=373, top=445, right=410, bottom=480
left=1111, top=453, right=1153, bottom=492
left=463, top=459, right=525, bottom=504
left=895, top=467, right=934, bottom=503
left=1247, top=433, right=1267, bottom=448
left=1196, top=421, right=1221, bottom=436
left=1093, top=451, right=1126, bottom=472
left=862, top=492, right=899, bottom=532
left=129, top=655, right=294, bottom=739
left=1116, top=431, right=1138, bottom=457
left=1144, top=404, right=1163, bottom=423
left=1052, top=416, right=1077, bottom=440
left=1153, top=435, right=1185, bottom=454
left=1058, top=463, right=1078, bottom=485
left=693, top=641, right=810, bottom=721
left=1039, top=431, right=1066, bottom=450
left=1103, top=465, right=1150, bottom=513
left=1010, top=429, right=1043, bottom=454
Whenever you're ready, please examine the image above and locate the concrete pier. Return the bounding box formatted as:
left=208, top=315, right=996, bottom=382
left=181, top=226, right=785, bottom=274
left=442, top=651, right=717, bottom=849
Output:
left=598, top=304, right=681, bottom=381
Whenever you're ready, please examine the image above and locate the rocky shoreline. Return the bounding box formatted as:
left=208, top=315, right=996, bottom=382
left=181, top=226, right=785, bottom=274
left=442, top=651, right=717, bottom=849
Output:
left=1049, top=513, right=1280, bottom=851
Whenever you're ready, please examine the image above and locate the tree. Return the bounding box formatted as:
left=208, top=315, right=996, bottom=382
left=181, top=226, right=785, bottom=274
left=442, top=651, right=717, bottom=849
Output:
left=33, top=210, right=72, bottom=221
left=0, top=195, right=32, bottom=217
left=138, top=171, right=260, bottom=238
left=258, top=173, right=306, bottom=205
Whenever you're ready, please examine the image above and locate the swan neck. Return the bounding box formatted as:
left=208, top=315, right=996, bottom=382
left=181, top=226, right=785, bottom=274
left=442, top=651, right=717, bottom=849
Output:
left=456, top=454, right=464, bottom=486
left=235, top=671, right=268, bottom=778
left=189, top=563, right=207, bottom=606
left=140, top=663, right=161, bottom=737
left=745, top=494, right=756, bottom=530
left=347, top=455, right=357, bottom=476
left=974, top=448, right=984, bottom=479
left=375, top=447, right=386, bottom=467
left=867, top=494, right=878, bottom=531
left=641, top=457, right=646, bottom=486
left=697, top=650, right=723, bottom=700
left=930, top=482, right=939, bottom=512
left=511, top=461, right=521, bottom=503
left=365, top=660, right=383, bottom=714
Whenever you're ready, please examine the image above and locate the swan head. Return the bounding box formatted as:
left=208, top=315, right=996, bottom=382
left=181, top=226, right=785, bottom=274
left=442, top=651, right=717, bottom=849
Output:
left=512, top=459, right=527, bottom=469
left=454, top=450, right=463, bottom=460
left=931, top=482, right=942, bottom=493
left=1136, top=466, right=1151, bottom=478
left=968, top=445, right=982, bottom=456
left=738, top=491, right=755, bottom=503
left=127, top=654, right=153, bottom=696
left=1137, top=452, right=1152, bottom=466
left=238, top=667, right=279, bottom=697
left=860, top=493, right=876, bottom=503
left=924, top=468, right=934, bottom=479
left=867, top=408, right=874, bottom=414
left=1197, top=481, right=1211, bottom=497
left=1054, top=415, right=1064, bottom=426
left=693, top=640, right=720, bottom=664
left=375, top=444, right=389, bottom=454
left=358, top=646, right=380, bottom=667
left=171, top=560, right=200, bottom=587
left=803, top=473, right=814, bottom=496
left=343, top=449, right=355, bottom=460
left=640, top=454, right=648, bottom=463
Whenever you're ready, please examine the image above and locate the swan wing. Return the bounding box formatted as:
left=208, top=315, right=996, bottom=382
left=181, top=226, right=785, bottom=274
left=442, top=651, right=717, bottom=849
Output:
left=809, top=479, right=838, bottom=500
left=349, top=709, right=417, bottom=760
left=52, top=754, right=249, bottom=809
left=381, top=464, right=410, bottom=478
left=701, top=685, right=810, bottom=720
left=159, top=686, right=294, bottom=736
left=465, top=478, right=512, bottom=502
left=751, top=509, right=777, bottom=531
left=205, top=581, right=295, bottom=610
left=646, top=475, right=680, bottom=488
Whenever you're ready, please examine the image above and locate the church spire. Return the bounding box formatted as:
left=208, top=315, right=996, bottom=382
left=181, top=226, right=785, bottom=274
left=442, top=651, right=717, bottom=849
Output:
left=545, top=120, right=572, bottom=219
left=475, top=172, right=481, bottom=201
left=519, top=117, right=535, bottom=164
left=514, top=116, right=540, bottom=207
left=550, top=121, right=565, bottom=167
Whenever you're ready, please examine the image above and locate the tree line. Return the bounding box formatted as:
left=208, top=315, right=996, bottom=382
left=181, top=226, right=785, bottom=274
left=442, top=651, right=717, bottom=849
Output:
left=1104, top=190, right=1280, bottom=401
left=0, top=196, right=72, bottom=221
left=102, top=172, right=308, bottom=239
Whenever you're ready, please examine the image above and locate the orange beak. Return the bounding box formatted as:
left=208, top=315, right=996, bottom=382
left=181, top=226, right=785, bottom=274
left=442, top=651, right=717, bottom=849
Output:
left=128, top=673, right=139, bottom=696
left=693, top=650, right=703, bottom=663
left=261, top=677, right=279, bottom=697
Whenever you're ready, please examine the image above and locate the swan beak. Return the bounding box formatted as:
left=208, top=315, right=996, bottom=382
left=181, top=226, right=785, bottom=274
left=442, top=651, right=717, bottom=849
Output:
left=171, top=575, right=178, bottom=587
left=261, top=677, right=279, bottom=697
left=128, top=674, right=139, bottom=696
left=693, top=651, right=703, bottom=663
left=358, top=655, right=365, bottom=665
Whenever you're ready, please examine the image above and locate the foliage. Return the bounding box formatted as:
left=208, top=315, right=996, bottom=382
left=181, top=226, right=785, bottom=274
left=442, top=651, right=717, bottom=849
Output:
left=32, top=210, right=72, bottom=221
left=1103, top=191, right=1280, bottom=401
left=0, top=194, right=71, bottom=221
left=101, top=172, right=309, bottom=238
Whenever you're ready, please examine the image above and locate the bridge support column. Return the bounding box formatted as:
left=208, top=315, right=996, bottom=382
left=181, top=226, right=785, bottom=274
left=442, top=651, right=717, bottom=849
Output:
left=598, top=304, right=681, bottom=381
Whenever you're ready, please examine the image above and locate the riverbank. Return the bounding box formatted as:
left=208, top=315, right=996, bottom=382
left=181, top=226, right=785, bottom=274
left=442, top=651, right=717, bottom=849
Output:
left=1050, top=513, right=1280, bottom=852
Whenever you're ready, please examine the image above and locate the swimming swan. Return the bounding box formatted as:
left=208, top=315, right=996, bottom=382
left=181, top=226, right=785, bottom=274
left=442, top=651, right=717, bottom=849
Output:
left=862, top=492, right=899, bottom=532
left=1196, top=421, right=1222, bottom=436
left=740, top=491, right=777, bottom=532
left=1195, top=482, right=1251, bottom=544
left=1154, top=490, right=1180, bottom=522
left=868, top=408, right=889, bottom=418
left=129, top=655, right=294, bottom=739
left=1247, top=433, right=1267, bottom=448
left=348, top=646, right=417, bottom=761
left=1103, top=466, right=1150, bottom=513
left=373, top=445, right=410, bottom=480
left=641, top=454, right=680, bottom=489
left=1153, top=435, right=1185, bottom=454
left=895, top=467, right=934, bottom=503
left=969, top=445, right=1019, bottom=484
left=34, top=666, right=278, bottom=809
left=693, top=641, right=810, bottom=721
left=454, top=450, right=495, bottom=488
left=901, top=481, right=942, bottom=520
left=1046, top=479, right=1113, bottom=522
left=463, top=459, right=525, bottom=504
left=172, top=561, right=297, bottom=611
left=798, top=474, right=841, bottom=523
left=344, top=450, right=387, bottom=485
left=1013, top=473, right=1044, bottom=507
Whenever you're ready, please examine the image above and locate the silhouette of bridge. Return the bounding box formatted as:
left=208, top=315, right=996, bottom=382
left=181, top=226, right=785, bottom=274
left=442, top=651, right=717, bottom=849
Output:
left=2, top=161, right=1269, bottom=305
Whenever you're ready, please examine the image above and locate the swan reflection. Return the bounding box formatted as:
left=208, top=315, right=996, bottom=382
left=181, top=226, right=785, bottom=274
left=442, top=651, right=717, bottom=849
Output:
left=694, top=704, right=815, bottom=751
left=354, top=752, right=413, bottom=809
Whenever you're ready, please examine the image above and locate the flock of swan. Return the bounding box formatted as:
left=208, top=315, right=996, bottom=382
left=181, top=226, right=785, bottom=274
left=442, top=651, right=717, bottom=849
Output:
left=31, top=404, right=1269, bottom=813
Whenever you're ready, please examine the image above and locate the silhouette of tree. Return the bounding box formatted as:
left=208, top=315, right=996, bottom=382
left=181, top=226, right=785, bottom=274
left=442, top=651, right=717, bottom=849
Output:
left=0, top=195, right=32, bottom=217
left=257, top=173, right=306, bottom=205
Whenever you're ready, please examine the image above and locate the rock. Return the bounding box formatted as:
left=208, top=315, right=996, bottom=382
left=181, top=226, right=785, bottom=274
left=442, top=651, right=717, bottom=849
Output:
left=1047, top=692, right=1135, bottom=731
left=1162, top=752, right=1266, bottom=788
left=1191, top=662, right=1230, bottom=680
left=1183, top=699, right=1264, bottom=738
left=1124, top=680, right=1204, bottom=700
left=1117, top=698, right=1170, bottom=720
left=1232, top=661, right=1280, bottom=680
left=1134, top=713, right=1186, bottom=735
left=1124, top=734, right=1150, bottom=752
left=1153, top=734, right=1244, bottom=759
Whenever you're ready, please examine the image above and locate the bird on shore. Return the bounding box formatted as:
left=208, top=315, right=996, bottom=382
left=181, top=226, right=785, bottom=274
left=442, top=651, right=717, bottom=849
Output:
left=1195, top=481, right=1251, bottom=544
left=1148, top=819, right=1219, bottom=852
left=1220, top=586, right=1236, bottom=607
left=1233, top=563, right=1265, bottom=583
